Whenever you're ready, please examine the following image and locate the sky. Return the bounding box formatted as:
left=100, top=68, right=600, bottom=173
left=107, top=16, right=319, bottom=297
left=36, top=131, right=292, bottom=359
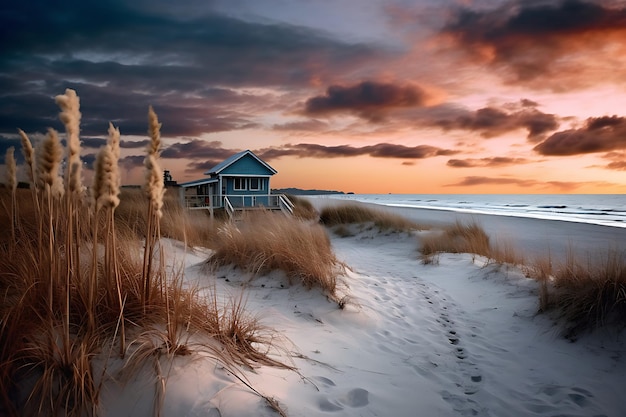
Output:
left=1, top=0, right=626, bottom=194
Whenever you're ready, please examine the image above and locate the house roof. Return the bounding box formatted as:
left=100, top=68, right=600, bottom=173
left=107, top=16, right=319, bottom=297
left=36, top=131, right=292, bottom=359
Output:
left=204, top=150, right=277, bottom=176
left=179, top=177, right=218, bottom=188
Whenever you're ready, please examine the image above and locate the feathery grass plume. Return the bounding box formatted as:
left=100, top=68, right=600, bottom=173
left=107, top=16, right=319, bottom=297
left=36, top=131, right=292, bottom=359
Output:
left=5, top=147, right=17, bottom=246
left=56, top=88, right=82, bottom=194
left=35, top=128, right=64, bottom=198
left=18, top=129, right=35, bottom=184
left=18, top=129, right=39, bottom=217
left=145, top=106, right=164, bottom=219
left=5, top=147, right=16, bottom=192
left=142, top=106, right=165, bottom=307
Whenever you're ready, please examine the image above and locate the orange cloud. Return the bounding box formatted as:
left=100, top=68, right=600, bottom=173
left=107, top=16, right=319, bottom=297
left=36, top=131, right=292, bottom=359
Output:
left=447, top=157, right=530, bottom=168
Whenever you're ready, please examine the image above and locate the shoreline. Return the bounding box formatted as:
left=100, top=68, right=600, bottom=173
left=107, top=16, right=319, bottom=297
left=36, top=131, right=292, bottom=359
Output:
left=309, top=197, right=626, bottom=261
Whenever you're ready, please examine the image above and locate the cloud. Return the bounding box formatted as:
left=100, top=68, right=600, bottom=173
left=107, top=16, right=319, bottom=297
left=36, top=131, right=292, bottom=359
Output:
left=428, top=100, right=558, bottom=140
left=442, top=0, right=626, bottom=88
left=446, top=176, right=583, bottom=191
left=0, top=1, right=383, bottom=137
left=303, top=81, right=431, bottom=121
left=447, top=157, right=530, bottom=168
left=258, top=142, right=458, bottom=160
left=534, top=116, right=626, bottom=156
left=161, top=139, right=238, bottom=161
left=272, top=119, right=329, bottom=132
left=599, top=151, right=626, bottom=171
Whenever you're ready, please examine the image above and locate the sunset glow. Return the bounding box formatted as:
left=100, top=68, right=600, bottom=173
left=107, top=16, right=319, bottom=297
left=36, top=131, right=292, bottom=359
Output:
left=1, top=0, right=626, bottom=193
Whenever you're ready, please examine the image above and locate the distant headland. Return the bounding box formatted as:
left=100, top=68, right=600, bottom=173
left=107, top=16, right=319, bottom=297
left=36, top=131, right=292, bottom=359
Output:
left=272, top=188, right=351, bottom=195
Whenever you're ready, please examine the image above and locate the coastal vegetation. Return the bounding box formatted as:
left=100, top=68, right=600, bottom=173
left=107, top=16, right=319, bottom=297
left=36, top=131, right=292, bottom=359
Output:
left=206, top=211, right=343, bottom=299
left=319, top=203, right=424, bottom=235
left=0, top=90, right=287, bottom=417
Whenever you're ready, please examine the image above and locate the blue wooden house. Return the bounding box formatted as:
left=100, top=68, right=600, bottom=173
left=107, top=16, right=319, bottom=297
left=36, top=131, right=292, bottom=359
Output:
left=179, top=150, right=293, bottom=217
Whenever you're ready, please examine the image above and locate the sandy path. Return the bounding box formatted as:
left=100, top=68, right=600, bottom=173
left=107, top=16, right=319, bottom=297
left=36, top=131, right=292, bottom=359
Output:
left=328, top=231, right=626, bottom=417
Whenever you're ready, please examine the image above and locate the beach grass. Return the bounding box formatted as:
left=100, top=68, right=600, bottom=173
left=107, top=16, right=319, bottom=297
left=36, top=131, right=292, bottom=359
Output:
left=419, top=220, right=524, bottom=266
left=286, top=194, right=319, bottom=221
left=530, top=248, right=626, bottom=337
left=319, top=203, right=423, bottom=234
left=207, top=211, right=343, bottom=298
left=0, top=91, right=284, bottom=416
left=419, top=221, right=491, bottom=262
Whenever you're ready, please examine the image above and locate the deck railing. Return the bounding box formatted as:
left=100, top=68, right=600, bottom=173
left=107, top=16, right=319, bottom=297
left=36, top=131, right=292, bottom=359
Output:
left=183, top=194, right=293, bottom=215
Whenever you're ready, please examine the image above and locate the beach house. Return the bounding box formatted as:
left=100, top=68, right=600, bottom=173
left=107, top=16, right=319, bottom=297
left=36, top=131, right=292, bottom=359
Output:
left=179, top=150, right=293, bottom=218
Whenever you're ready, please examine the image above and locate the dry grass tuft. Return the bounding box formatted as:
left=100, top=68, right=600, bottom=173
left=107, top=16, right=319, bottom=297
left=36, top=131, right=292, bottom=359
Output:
left=419, top=221, right=525, bottom=266
left=286, top=194, right=318, bottom=221
left=208, top=211, right=343, bottom=297
left=115, top=188, right=222, bottom=248
left=419, top=221, right=490, bottom=261
left=530, top=248, right=626, bottom=338
left=319, top=203, right=422, bottom=233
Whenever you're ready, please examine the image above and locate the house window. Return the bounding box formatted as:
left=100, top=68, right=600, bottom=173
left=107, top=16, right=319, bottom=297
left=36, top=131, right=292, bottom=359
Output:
left=233, top=177, right=247, bottom=191
left=249, top=178, right=261, bottom=191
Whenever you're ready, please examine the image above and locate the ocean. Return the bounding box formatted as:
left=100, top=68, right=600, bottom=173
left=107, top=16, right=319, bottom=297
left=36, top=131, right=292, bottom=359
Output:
left=315, top=194, right=626, bottom=229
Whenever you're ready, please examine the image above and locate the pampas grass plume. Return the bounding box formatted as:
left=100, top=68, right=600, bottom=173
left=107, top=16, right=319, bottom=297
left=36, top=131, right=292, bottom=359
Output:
left=5, top=146, right=16, bottom=191
left=94, top=145, right=120, bottom=210
left=36, top=128, right=64, bottom=197
left=18, top=128, right=35, bottom=185
left=145, top=106, right=164, bottom=218
left=55, top=88, right=82, bottom=193
left=93, top=124, right=121, bottom=210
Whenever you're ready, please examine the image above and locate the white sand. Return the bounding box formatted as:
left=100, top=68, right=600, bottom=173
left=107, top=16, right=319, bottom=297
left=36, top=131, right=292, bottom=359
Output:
left=101, top=203, right=626, bottom=417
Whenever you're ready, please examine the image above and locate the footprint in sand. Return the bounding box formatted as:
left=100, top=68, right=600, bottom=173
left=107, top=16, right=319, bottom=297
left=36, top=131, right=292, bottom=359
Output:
left=313, top=377, right=370, bottom=412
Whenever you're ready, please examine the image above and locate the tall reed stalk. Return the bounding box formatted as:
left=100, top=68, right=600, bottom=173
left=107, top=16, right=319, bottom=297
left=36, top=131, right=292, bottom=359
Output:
left=142, top=106, right=165, bottom=309
left=95, top=123, right=124, bottom=355
left=4, top=147, right=16, bottom=249
left=34, top=128, right=64, bottom=317
left=56, top=88, right=83, bottom=362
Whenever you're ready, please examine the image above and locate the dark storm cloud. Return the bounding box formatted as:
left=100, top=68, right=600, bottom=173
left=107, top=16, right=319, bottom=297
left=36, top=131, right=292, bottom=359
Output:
left=258, top=142, right=458, bottom=160
left=429, top=101, right=558, bottom=141
left=534, top=116, right=626, bottom=156
left=161, top=139, right=236, bottom=161
left=303, top=81, right=431, bottom=121
left=446, top=157, right=530, bottom=168
left=0, top=0, right=380, bottom=137
left=443, top=0, right=626, bottom=85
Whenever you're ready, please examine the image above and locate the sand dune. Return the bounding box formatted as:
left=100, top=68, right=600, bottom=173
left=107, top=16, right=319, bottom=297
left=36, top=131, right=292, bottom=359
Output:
left=101, top=205, right=626, bottom=416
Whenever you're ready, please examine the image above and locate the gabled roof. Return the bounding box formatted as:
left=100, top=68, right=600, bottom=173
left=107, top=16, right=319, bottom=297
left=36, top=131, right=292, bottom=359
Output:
left=204, top=150, right=277, bottom=176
